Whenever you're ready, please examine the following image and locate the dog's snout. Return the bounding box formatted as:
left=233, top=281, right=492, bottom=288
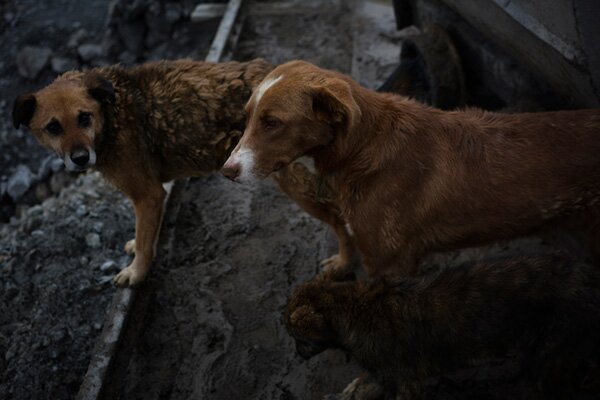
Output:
left=71, top=149, right=90, bottom=167
left=65, top=147, right=96, bottom=172
left=221, top=161, right=240, bottom=181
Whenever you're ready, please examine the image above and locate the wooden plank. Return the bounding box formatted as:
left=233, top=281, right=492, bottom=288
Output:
left=191, top=3, right=228, bottom=22
left=206, top=0, right=243, bottom=62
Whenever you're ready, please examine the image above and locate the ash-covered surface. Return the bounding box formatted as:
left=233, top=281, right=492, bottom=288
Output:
left=113, top=176, right=362, bottom=399
left=0, top=173, right=133, bottom=400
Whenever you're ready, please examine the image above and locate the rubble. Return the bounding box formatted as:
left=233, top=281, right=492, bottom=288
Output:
left=7, top=165, right=33, bottom=201
left=15, top=46, right=52, bottom=79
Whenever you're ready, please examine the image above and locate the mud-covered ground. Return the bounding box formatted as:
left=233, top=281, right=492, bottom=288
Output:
left=1, top=0, right=598, bottom=400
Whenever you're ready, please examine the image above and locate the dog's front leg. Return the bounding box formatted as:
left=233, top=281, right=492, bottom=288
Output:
left=113, top=183, right=166, bottom=287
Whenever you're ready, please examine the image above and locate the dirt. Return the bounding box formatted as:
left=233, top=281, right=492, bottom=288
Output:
left=0, top=172, right=133, bottom=400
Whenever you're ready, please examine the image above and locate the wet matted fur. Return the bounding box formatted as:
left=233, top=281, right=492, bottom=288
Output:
left=286, top=256, right=600, bottom=399
left=13, top=59, right=272, bottom=286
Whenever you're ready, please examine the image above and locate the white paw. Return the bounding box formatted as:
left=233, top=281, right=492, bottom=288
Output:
left=112, top=265, right=145, bottom=287
left=124, top=239, right=136, bottom=255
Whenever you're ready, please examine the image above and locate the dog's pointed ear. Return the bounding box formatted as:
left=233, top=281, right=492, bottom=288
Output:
left=84, top=73, right=115, bottom=104
left=310, top=78, right=361, bottom=134
left=12, top=93, right=37, bottom=129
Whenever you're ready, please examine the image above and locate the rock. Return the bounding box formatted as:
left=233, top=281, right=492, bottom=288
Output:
left=93, top=221, right=104, bottom=233
left=49, top=171, right=71, bottom=194
left=50, top=158, right=64, bottom=173
left=145, top=6, right=171, bottom=48
left=4, top=12, right=15, bottom=23
left=165, top=3, right=183, bottom=24
left=67, top=29, right=88, bottom=48
left=118, top=50, right=136, bottom=64
left=35, top=182, right=51, bottom=203
left=77, top=44, right=103, bottom=63
left=37, top=156, right=54, bottom=181
left=50, top=56, right=77, bottom=74
left=75, top=204, right=87, bottom=217
left=100, top=260, right=118, bottom=273
left=7, top=165, right=33, bottom=201
left=116, top=20, right=146, bottom=55
left=16, top=46, right=52, bottom=80
left=85, top=233, right=101, bottom=248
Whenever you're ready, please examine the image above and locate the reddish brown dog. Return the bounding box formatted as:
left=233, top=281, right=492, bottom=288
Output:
left=221, top=60, right=600, bottom=276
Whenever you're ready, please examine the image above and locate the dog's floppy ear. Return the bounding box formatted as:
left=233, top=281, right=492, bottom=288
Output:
left=84, top=73, right=115, bottom=104
left=310, top=78, right=361, bottom=134
left=12, top=93, right=37, bottom=129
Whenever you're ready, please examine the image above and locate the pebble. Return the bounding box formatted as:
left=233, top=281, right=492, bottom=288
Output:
left=93, top=221, right=104, bottom=232
left=49, top=171, right=71, bottom=194
left=75, top=204, right=87, bottom=217
left=85, top=233, right=101, bottom=248
left=100, top=260, right=117, bottom=272
left=35, top=182, right=51, bottom=203
left=37, top=156, right=54, bottom=181
left=50, top=56, right=77, bottom=74
left=15, top=46, right=52, bottom=79
left=67, top=28, right=88, bottom=48
left=77, top=43, right=103, bottom=63
left=7, top=165, right=33, bottom=201
left=50, top=158, right=64, bottom=173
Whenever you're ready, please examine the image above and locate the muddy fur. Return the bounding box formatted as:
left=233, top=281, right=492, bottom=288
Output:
left=13, top=59, right=273, bottom=286
left=286, top=256, right=600, bottom=399
left=226, top=60, right=600, bottom=277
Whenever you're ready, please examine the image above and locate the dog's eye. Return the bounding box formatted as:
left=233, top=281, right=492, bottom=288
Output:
left=78, top=112, right=92, bottom=128
left=262, top=118, right=281, bottom=131
left=45, top=120, right=63, bottom=136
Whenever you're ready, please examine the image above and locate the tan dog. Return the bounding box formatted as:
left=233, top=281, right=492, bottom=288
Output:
left=221, top=60, right=600, bottom=277
left=13, top=59, right=272, bottom=287
left=286, top=256, right=600, bottom=398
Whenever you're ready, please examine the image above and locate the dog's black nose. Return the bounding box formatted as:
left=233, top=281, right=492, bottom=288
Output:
left=71, top=149, right=90, bottom=167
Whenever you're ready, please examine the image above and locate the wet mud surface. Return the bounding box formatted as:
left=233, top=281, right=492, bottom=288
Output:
left=115, top=176, right=362, bottom=399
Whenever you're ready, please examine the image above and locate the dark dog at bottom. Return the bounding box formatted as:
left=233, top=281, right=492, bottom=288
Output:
left=286, top=256, right=600, bottom=399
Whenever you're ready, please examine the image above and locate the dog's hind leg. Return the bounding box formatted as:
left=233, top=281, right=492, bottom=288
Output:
left=113, top=181, right=167, bottom=287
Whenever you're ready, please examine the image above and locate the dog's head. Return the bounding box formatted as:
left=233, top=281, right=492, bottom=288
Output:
left=221, top=60, right=361, bottom=183
left=285, top=271, right=354, bottom=360
left=12, top=72, right=115, bottom=172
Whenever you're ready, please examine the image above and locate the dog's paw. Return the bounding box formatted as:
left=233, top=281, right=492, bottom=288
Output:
left=112, top=266, right=144, bottom=287
left=124, top=239, right=136, bottom=255
left=320, top=254, right=350, bottom=272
